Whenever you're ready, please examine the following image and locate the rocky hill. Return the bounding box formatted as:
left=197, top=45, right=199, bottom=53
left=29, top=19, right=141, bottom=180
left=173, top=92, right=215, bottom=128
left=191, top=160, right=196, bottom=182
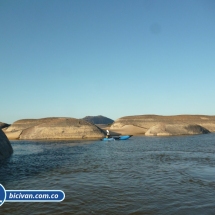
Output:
left=110, top=115, right=215, bottom=136
left=4, top=117, right=105, bottom=140
left=82, top=115, right=114, bottom=124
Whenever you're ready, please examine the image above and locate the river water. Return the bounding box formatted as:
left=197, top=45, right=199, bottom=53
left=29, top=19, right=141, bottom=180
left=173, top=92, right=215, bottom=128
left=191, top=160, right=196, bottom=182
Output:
left=0, top=134, right=215, bottom=214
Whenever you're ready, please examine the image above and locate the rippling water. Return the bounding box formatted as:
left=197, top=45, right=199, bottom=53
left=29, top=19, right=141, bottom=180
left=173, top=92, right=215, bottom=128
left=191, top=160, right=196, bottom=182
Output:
left=0, top=134, right=215, bottom=214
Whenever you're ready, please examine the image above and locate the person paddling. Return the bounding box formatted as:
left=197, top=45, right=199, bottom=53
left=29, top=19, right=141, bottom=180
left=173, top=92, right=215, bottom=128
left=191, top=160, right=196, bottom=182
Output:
left=106, top=130, right=110, bottom=138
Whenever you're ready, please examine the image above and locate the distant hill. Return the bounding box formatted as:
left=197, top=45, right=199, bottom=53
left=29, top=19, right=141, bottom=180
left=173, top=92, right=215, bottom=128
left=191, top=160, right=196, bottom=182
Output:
left=82, top=115, right=114, bottom=124
left=0, top=122, right=10, bottom=129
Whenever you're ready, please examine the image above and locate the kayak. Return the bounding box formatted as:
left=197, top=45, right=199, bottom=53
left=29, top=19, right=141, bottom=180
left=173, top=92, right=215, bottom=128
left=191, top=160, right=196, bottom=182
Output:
left=102, top=135, right=132, bottom=141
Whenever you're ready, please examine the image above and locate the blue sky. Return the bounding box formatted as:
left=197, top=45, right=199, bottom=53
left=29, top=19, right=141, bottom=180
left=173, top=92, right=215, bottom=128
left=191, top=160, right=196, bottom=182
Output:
left=1, top=0, right=215, bottom=123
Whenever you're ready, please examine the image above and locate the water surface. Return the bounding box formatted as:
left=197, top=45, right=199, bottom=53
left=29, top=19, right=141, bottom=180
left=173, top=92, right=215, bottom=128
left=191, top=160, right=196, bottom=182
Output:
left=0, top=134, right=215, bottom=214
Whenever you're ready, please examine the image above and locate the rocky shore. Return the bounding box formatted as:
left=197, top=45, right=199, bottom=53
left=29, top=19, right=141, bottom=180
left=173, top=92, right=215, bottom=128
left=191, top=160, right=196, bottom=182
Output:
left=2, top=115, right=215, bottom=140
left=4, top=117, right=105, bottom=140
left=110, top=115, right=215, bottom=136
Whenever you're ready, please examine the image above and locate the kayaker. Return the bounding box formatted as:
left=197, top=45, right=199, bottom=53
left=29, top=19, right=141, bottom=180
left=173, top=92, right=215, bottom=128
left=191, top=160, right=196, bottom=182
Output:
left=106, top=130, right=110, bottom=138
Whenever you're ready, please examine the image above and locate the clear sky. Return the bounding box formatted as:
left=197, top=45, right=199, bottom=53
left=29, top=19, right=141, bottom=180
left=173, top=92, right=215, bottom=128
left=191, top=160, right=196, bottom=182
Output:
left=1, top=0, right=215, bottom=123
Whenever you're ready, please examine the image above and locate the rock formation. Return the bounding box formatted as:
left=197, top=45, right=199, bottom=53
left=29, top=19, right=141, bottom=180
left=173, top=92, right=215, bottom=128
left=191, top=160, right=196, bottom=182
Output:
left=0, top=122, right=10, bottom=129
left=4, top=115, right=215, bottom=138
left=82, top=115, right=114, bottom=124
left=4, top=117, right=105, bottom=140
left=145, top=123, right=210, bottom=136
left=110, top=115, right=215, bottom=136
left=0, top=129, right=13, bottom=160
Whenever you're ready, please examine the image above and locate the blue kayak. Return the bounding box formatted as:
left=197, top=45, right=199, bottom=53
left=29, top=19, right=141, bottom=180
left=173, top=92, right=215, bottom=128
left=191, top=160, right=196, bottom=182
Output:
left=102, top=135, right=132, bottom=141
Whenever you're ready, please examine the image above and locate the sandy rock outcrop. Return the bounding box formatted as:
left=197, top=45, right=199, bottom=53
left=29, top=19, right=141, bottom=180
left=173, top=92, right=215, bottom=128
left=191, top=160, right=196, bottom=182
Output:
left=4, top=118, right=56, bottom=139
left=4, top=117, right=105, bottom=140
left=110, top=115, right=215, bottom=136
left=0, top=129, right=13, bottom=160
left=145, top=123, right=210, bottom=136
